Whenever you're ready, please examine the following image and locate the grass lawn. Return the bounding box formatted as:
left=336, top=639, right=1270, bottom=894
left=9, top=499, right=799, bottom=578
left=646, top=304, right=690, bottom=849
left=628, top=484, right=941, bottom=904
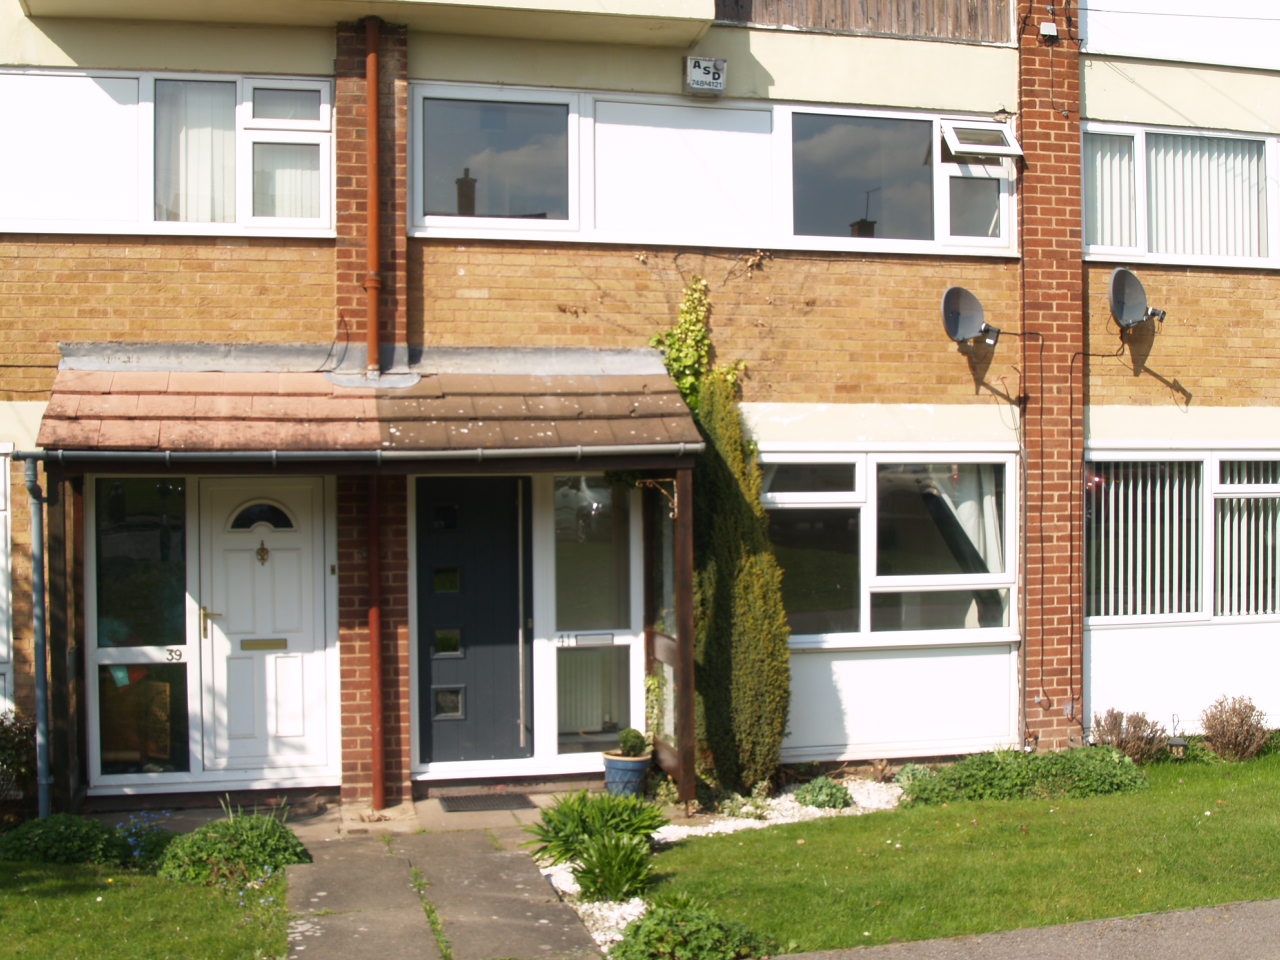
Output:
left=0, top=861, right=288, bottom=960
left=651, top=756, right=1280, bottom=951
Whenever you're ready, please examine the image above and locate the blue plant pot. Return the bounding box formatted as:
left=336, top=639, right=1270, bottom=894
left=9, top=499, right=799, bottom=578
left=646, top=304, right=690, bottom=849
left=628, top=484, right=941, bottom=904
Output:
left=603, top=753, right=650, bottom=796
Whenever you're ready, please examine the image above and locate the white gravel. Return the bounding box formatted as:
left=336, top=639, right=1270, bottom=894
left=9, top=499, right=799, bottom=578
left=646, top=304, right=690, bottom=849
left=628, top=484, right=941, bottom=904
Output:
left=539, top=778, right=903, bottom=950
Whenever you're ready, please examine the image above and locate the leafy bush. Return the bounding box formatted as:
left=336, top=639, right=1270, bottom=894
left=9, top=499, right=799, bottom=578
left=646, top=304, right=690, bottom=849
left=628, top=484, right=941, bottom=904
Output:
left=610, top=904, right=775, bottom=960
left=1201, top=695, right=1270, bottom=762
left=116, top=810, right=177, bottom=871
left=573, top=832, right=653, bottom=901
left=717, top=781, right=771, bottom=820
left=902, top=747, right=1147, bottom=805
left=792, top=776, right=852, bottom=810
left=895, top=763, right=933, bottom=789
left=0, top=813, right=129, bottom=865
left=0, top=712, right=36, bottom=802
left=617, top=728, right=649, bottom=757
left=523, top=791, right=668, bottom=865
left=157, top=804, right=310, bottom=885
left=1091, top=708, right=1170, bottom=764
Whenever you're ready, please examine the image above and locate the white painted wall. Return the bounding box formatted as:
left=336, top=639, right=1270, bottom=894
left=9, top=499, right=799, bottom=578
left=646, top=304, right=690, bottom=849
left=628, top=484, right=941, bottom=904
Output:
left=412, top=26, right=1018, bottom=112
left=1081, top=1, right=1280, bottom=72
left=783, top=644, right=1020, bottom=761
left=1082, top=58, right=1280, bottom=133
left=1086, top=621, right=1280, bottom=735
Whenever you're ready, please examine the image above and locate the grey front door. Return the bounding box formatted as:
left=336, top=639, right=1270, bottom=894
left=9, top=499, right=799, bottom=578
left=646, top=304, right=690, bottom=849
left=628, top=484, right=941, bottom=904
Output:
left=416, top=476, right=532, bottom=762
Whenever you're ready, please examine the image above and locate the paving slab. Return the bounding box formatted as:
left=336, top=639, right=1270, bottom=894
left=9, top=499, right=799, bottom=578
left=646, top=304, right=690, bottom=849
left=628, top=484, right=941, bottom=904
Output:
left=397, top=827, right=600, bottom=960
left=286, top=837, right=441, bottom=960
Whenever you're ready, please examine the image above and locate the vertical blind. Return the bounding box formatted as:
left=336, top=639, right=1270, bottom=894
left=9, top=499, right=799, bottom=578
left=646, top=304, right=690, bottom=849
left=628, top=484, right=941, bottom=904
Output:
left=1084, top=133, right=1136, bottom=248
left=1147, top=134, right=1267, bottom=258
left=1085, top=461, right=1202, bottom=617
left=1084, top=131, right=1269, bottom=257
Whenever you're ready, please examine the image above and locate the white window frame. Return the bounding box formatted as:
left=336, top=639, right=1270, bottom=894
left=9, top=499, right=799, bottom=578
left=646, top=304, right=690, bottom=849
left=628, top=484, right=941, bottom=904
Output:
left=409, top=81, right=1020, bottom=257
left=411, top=85, right=582, bottom=238
left=760, top=449, right=1019, bottom=651
left=1085, top=449, right=1280, bottom=626
left=941, top=118, right=1024, bottom=159
left=1083, top=121, right=1280, bottom=268
left=0, top=69, right=334, bottom=238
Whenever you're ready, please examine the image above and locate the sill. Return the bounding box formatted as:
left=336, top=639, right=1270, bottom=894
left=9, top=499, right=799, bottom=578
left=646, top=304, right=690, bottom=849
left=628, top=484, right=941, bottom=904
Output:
left=411, top=224, right=1019, bottom=258
left=0, top=219, right=337, bottom=241
left=788, top=631, right=1020, bottom=652
left=1084, top=250, right=1278, bottom=271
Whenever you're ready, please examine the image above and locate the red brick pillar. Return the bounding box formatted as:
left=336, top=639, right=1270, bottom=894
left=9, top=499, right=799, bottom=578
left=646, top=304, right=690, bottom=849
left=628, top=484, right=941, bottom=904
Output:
left=335, top=19, right=409, bottom=361
left=334, top=19, right=412, bottom=806
left=1017, top=2, right=1085, bottom=750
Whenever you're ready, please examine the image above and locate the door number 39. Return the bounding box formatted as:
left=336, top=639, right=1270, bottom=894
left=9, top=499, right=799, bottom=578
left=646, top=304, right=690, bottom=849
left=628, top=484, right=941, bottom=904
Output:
left=165, top=648, right=183, bottom=662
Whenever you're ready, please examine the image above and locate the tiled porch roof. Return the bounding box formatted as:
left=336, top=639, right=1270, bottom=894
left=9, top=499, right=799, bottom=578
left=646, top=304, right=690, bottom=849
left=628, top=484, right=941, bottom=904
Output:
left=37, top=352, right=702, bottom=457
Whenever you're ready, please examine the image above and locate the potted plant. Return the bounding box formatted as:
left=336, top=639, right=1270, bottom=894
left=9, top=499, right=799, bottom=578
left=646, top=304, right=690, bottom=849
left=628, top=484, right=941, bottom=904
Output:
left=602, top=727, right=651, bottom=797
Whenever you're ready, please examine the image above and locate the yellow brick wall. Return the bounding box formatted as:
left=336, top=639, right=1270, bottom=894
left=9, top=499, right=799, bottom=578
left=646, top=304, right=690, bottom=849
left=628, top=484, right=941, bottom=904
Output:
left=1085, top=264, right=1280, bottom=407
left=0, top=237, right=337, bottom=399
left=412, top=241, right=1024, bottom=405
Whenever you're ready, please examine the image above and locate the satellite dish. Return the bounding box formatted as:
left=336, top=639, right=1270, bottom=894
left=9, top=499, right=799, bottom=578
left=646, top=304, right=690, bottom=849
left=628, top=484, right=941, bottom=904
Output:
left=941, top=286, right=986, bottom=343
left=1110, top=268, right=1152, bottom=329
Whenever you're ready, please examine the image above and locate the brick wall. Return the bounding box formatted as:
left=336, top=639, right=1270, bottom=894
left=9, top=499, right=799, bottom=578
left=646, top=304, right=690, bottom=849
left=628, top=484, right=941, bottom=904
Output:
left=0, top=237, right=335, bottom=399
left=335, top=19, right=413, bottom=807
left=336, top=475, right=412, bottom=807
left=1018, top=1, right=1085, bottom=749
left=1086, top=264, right=1280, bottom=407
left=413, top=242, right=1025, bottom=405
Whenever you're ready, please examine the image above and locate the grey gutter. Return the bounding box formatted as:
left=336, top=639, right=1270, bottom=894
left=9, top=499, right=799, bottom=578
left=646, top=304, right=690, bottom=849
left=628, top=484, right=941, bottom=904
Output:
left=15, top=442, right=704, bottom=465
left=22, top=462, right=51, bottom=818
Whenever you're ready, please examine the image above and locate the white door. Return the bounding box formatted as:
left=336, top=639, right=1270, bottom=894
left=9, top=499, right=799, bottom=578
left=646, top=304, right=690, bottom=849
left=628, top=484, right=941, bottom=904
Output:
left=200, top=478, right=329, bottom=773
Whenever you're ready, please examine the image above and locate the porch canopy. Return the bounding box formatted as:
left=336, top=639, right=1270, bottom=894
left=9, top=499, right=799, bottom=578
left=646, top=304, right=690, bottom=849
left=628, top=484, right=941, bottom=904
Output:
left=36, top=343, right=703, bottom=467
left=32, top=342, right=701, bottom=803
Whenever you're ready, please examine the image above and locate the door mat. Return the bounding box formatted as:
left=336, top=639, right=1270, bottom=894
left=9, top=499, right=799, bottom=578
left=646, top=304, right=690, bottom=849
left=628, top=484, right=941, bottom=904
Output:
left=438, top=793, right=536, bottom=813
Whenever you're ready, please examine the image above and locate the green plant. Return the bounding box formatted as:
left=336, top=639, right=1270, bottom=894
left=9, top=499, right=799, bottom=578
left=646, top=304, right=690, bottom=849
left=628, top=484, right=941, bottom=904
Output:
left=523, top=791, right=669, bottom=865
left=649, top=277, right=714, bottom=412
left=1200, top=695, right=1270, bottom=761
left=610, top=904, right=775, bottom=960
left=901, top=747, right=1147, bottom=805
left=115, top=810, right=177, bottom=871
left=157, top=802, right=310, bottom=885
left=894, top=763, right=934, bottom=789
left=1091, top=708, right=1170, bottom=764
left=0, top=711, right=36, bottom=803
left=793, top=776, right=852, bottom=810
left=0, top=813, right=129, bottom=865
left=617, top=727, right=649, bottom=758
left=573, top=832, right=654, bottom=901
left=719, top=781, right=771, bottom=820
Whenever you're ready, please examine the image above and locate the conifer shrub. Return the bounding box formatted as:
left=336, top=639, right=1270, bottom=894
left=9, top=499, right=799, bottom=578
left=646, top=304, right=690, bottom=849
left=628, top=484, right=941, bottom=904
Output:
left=651, top=278, right=790, bottom=797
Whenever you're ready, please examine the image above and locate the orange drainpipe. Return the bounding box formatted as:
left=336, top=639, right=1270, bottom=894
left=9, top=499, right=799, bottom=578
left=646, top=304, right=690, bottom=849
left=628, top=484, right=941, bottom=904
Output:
left=364, top=17, right=386, bottom=811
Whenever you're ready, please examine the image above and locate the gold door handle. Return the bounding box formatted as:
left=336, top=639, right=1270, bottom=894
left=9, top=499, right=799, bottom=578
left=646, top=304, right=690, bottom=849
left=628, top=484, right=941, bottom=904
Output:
left=200, top=606, right=223, bottom=639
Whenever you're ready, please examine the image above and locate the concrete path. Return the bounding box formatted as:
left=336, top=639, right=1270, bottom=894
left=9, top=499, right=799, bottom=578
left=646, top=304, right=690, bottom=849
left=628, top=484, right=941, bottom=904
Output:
left=282, top=798, right=599, bottom=960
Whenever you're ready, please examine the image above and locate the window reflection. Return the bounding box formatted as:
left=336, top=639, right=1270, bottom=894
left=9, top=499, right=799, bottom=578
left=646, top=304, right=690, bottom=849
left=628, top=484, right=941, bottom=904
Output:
left=98, top=664, right=189, bottom=774
left=792, top=113, right=933, bottom=240
left=767, top=508, right=860, bottom=634
left=423, top=98, right=569, bottom=219
left=96, top=478, right=186, bottom=648
left=555, top=476, right=630, bottom=631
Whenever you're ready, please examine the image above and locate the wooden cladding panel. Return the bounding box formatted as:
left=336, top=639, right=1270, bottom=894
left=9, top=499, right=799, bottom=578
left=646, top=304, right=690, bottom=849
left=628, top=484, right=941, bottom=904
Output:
left=716, top=0, right=1010, bottom=43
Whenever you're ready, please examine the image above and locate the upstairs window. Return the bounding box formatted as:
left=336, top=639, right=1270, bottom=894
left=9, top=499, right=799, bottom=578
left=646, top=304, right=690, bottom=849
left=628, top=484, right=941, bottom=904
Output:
left=1084, top=125, right=1271, bottom=265
left=411, top=82, right=1020, bottom=255
left=0, top=71, right=332, bottom=236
